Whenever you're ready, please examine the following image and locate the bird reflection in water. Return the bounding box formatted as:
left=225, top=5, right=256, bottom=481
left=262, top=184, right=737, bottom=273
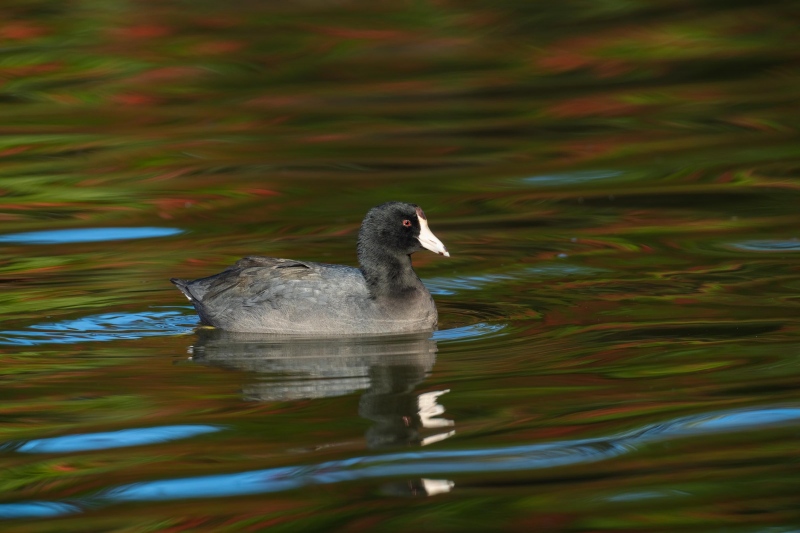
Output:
left=186, top=329, right=455, bottom=450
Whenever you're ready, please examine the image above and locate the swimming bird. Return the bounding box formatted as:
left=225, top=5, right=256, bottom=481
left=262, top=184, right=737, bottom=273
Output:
left=171, top=201, right=449, bottom=335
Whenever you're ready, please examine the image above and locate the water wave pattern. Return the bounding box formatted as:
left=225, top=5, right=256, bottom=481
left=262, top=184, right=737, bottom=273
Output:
left=0, top=227, right=183, bottom=245
left=0, top=309, right=502, bottom=346
left=426, top=265, right=608, bottom=296
left=432, top=323, right=506, bottom=342
left=3, top=425, right=222, bottom=454
left=0, top=309, right=197, bottom=346
left=522, top=170, right=623, bottom=186
left=0, top=405, right=796, bottom=520
left=727, top=239, right=800, bottom=252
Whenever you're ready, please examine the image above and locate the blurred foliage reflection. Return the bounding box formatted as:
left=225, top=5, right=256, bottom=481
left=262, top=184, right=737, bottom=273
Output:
left=1, top=0, right=800, bottom=530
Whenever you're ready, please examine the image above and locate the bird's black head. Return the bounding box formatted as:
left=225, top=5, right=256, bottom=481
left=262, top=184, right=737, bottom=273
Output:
left=357, top=201, right=449, bottom=260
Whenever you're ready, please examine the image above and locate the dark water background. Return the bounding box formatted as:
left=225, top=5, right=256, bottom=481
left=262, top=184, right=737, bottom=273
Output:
left=2, top=0, right=800, bottom=531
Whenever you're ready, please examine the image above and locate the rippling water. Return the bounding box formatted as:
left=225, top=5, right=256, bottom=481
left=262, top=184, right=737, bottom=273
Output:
left=2, top=0, right=800, bottom=531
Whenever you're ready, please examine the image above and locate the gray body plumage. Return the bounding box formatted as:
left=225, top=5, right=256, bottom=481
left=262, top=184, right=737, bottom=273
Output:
left=171, top=256, right=437, bottom=335
left=171, top=201, right=447, bottom=335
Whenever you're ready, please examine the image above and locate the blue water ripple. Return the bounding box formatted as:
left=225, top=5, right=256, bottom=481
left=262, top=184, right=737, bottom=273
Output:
left=432, top=323, right=506, bottom=342
left=523, top=170, right=622, bottom=186
left=0, top=310, right=502, bottom=346
left=0, top=309, right=197, bottom=346
left=1, top=405, right=798, bottom=519
left=0, top=502, right=83, bottom=520
left=728, top=239, right=800, bottom=252
left=9, top=425, right=222, bottom=454
left=426, top=264, right=607, bottom=296
left=97, top=405, right=800, bottom=503
left=0, top=227, right=183, bottom=245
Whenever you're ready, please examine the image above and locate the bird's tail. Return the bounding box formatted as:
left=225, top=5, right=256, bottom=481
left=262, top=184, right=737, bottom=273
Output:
left=170, top=278, right=195, bottom=302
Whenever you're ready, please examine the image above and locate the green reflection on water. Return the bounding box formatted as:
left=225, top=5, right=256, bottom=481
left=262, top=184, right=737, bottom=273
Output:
left=1, top=0, right=800, bottom=530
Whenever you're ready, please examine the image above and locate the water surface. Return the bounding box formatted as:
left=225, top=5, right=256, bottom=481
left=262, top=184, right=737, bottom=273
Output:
left=1, top=0, right=800, bottom=531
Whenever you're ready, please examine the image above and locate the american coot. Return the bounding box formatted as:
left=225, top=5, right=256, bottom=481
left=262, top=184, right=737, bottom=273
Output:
left=171, top=201, right=449, bottom=335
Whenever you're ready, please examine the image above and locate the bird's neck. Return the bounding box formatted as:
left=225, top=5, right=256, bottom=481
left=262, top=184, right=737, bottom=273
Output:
left=359, top=249, right=422, bottom=299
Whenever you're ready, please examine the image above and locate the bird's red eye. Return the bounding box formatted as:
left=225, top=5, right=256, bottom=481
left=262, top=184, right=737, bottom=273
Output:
left=402, top=219, right=412, bottom=227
